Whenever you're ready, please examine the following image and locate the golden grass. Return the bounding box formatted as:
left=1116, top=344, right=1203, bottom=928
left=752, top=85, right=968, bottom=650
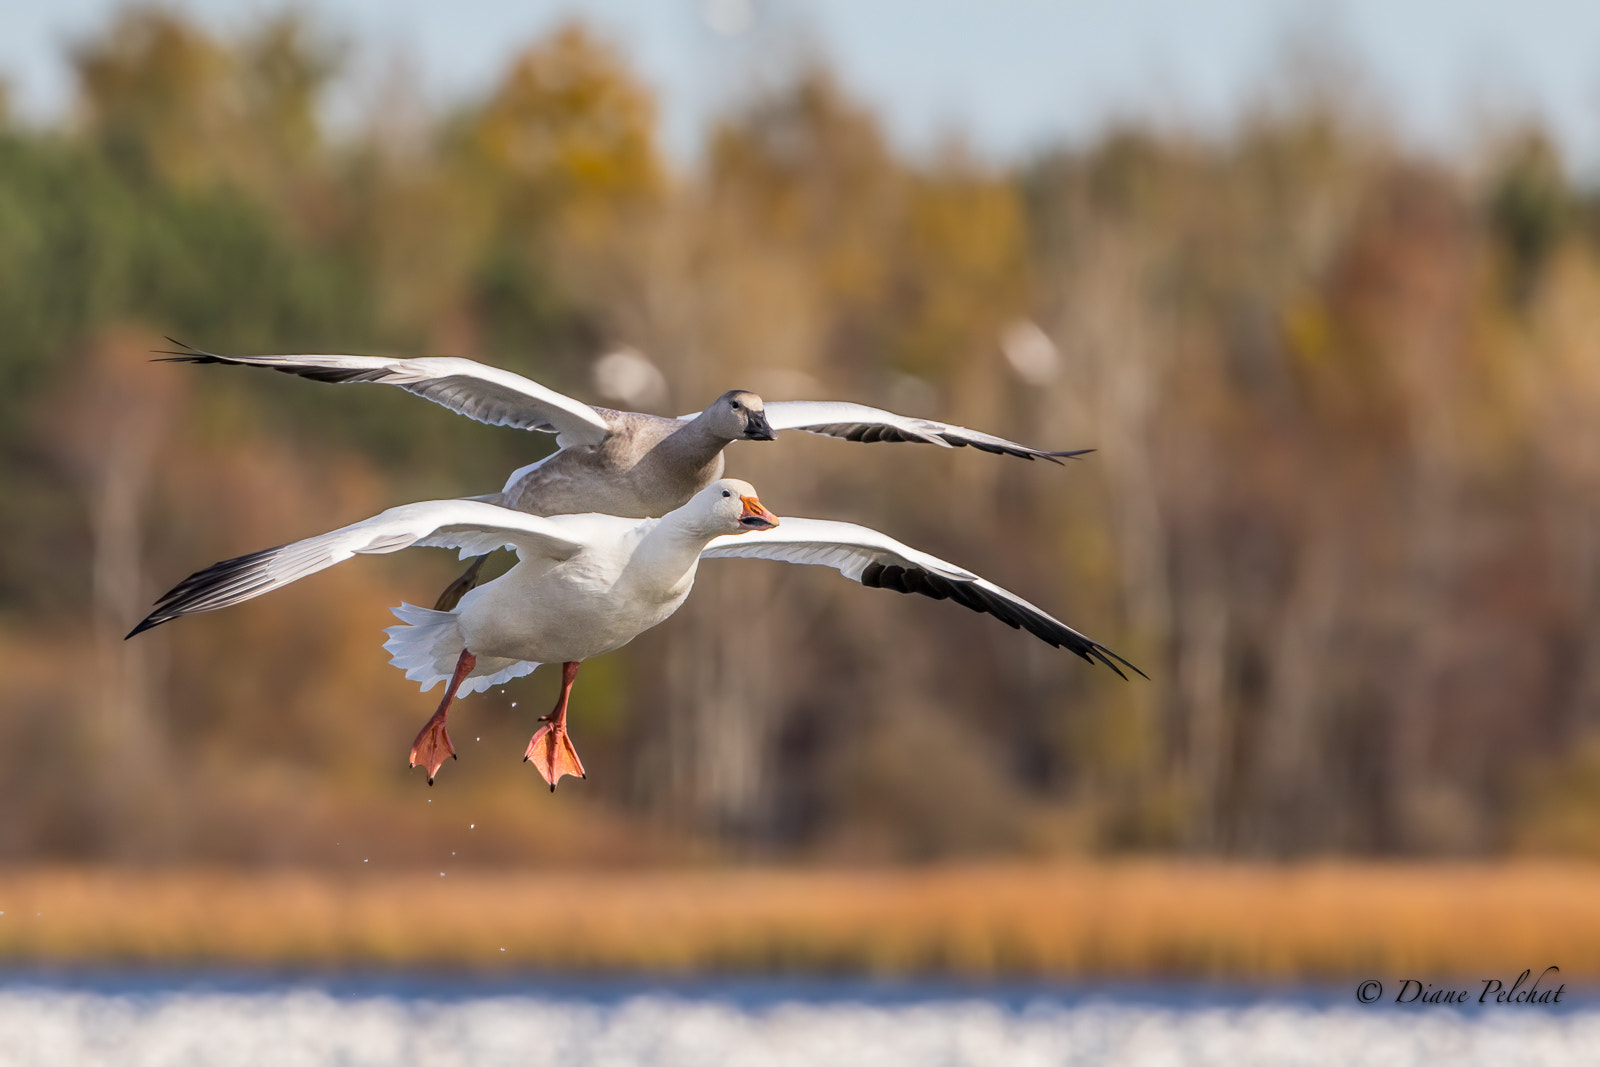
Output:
left=0, top=862, right=1594, bottom=980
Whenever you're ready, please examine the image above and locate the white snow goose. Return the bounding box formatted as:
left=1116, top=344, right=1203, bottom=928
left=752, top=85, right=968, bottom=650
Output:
left=128, top=480, right=1141, bottom=790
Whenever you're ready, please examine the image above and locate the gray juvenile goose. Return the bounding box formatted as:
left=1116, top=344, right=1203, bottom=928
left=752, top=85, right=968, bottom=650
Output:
left=163, top=342, right=1089, bottom=607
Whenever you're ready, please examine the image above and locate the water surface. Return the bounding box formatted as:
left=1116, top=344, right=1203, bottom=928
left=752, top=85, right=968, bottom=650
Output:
left=0, top=971, right=1592, bottom=1066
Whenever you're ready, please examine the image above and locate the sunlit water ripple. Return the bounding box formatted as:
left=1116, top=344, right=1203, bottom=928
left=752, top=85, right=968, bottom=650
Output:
left=0, top=973, right=1593, bottom=1066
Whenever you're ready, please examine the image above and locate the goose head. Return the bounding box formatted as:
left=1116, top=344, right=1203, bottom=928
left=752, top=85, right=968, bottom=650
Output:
left=684, top=478, right=780, bottom=536
left=701, top=390, right=776, bottom=442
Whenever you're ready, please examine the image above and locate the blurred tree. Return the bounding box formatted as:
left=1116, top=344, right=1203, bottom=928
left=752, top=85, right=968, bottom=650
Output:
left=457, top=23, right=660, bottom=233
left=72, top=6, right=232, bottom=186
left=237, top=14, right=341, bottom=171
left=7, top=8, right=1600, bottom=865
left=708, top=69, right=899, bottom=385
left=42, top=331, right=183, bottom=854
left=1488, top=130, right=1573, bottom=307
left=72, top=6, right=342, bottom=204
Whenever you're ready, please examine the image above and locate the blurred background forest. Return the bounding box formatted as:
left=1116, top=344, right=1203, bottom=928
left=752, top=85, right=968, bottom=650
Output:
left=5, top=3, right=1600, bottom=872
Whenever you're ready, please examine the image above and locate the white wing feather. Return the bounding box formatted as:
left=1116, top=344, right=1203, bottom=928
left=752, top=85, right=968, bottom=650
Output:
left=164, top=345, right=611, bottom=446
left=758, top=401, right=1088, bottom=462
left=130, top=500, right=586, bottom=635
left=703, top=517, right=976, bottom=581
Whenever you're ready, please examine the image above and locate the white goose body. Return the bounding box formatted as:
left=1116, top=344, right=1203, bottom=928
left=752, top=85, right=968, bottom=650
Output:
left=454, top=513, right=702, bottom=667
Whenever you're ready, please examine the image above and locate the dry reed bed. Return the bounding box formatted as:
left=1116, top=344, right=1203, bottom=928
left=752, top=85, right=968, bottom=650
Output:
left=0, top=863, right=1593, bottom=979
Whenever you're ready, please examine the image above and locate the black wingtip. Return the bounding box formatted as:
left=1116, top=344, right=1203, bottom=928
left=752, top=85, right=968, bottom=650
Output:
left=1095, top=652, right=1129, bottom=681
left=124, top=615, right=162, bottom=640
left=152, top=351, right=230, bottom=365
left=867, top=562, right=1148, bottom=681
left=1097, top=646, right=1148, bottom=681
left=152, top=337, right=210, bottom=363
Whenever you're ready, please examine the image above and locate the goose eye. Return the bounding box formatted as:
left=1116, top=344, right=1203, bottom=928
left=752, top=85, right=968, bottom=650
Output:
left=722, top=490, right=731, bottom=498
left=730, top=401, right=741, bottom=410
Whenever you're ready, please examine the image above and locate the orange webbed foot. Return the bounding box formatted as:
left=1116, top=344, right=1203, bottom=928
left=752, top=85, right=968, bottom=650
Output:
left=409, top=709, right=456, bottom=785
left=523, top=722, right=586, bottom=791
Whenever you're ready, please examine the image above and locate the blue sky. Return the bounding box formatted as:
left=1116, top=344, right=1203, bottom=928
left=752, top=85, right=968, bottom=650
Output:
left=3, top=0, right=1599, bottom=169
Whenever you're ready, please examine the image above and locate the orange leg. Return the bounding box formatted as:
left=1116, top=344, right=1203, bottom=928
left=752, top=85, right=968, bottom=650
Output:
left=408, top=649, right=477, bottom=785
left=524, top=661, right=587, bottom=791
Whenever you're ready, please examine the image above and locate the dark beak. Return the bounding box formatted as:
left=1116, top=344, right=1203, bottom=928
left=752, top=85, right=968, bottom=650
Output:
left=738, top=495, right=780, bottom=530
left=743, top=410, right=777, bottom=441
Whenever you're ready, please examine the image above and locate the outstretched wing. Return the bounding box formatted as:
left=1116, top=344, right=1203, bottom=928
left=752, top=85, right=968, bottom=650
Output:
left=760, top=400, right=1090, bottom=463
left=701, top=517, right=1142, bottom=677
left=160, top=340, right=611, bottom=446
left=128, top=500, right=587, bottom=637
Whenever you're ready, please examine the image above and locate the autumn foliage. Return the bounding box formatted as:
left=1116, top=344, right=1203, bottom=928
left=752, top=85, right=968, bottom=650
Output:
left=1, top=9, right=1598, bottom=870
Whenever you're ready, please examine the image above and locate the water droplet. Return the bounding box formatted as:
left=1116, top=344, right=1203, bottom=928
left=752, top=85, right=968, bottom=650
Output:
left=364, top=859, right=369, bottom=863
left=470, top=824, right=475, bottom=829
left=439, top=872, right=445, bottom=877
left=511, top=702, right=517, bottom=708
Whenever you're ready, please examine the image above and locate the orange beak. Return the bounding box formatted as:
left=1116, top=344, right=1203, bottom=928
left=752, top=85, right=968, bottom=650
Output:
left=738, top=495, right=780, bottom=531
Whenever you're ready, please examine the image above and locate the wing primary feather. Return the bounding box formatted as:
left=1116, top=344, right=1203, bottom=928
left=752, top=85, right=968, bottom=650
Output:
left=126, top=545, right=286, bottom=637
left=765, top=401, right=1088, bottom=460
left=871, top=565, right=1141, bottom=675
left=705, top=518, right=1145, bottom=678
left=154, top=346, right=394, bottom=385
left=945, top=581, right=990, bottom=614
left=154, top=342, right=612, bottom=442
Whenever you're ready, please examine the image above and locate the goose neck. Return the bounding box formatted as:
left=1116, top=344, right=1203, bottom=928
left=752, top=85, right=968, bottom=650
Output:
left=653, top=417, right=728, bottom=471
left=631, top=509, right=719, bottom=579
